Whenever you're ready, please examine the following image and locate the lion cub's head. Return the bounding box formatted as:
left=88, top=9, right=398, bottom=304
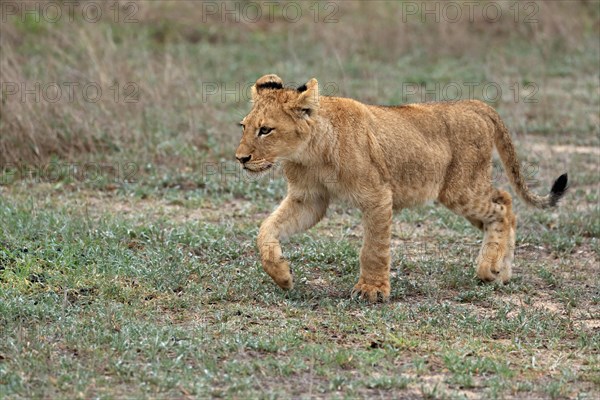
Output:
left=235, top=74, right=319, bottom=173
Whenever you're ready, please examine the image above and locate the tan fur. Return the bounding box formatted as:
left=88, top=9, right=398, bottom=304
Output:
left=236, top=74, right=566, bottom=302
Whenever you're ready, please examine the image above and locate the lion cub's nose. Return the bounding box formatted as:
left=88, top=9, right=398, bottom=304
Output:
left=236, top=154, right=252, bottom=164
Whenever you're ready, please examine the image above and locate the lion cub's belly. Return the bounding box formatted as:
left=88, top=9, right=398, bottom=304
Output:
left=390, top=181, right=442, bottom=209
left=295, top=157, right=446, bottom=209
left=389, top=160, right=448, bottom=209
left=320, top=176, right=441, bottom=208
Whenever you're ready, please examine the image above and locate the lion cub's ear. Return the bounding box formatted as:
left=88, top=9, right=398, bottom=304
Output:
left=251, top=74, right=284, bottom=100
left=294, top=78, right=319, bottom=118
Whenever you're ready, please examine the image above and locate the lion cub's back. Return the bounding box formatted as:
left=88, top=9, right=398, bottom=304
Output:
left=367, top=100, right=496, bottom=207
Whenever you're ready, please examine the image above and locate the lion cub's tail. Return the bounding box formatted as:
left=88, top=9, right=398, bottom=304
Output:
left=489, top=111, right=568, bottom=209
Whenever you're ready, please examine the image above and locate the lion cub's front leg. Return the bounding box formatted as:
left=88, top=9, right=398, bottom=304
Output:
left=257, top=194, right=328, bottom=290
left=352, top=188, right=393, bottom=302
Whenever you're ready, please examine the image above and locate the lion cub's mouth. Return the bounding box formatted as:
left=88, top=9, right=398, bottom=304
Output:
left=243, top=162, right=273, bottom=173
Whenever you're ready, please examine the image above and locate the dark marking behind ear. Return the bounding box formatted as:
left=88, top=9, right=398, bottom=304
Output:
left=257, top=81, right=283, bottom=90
left=300, top=107, right=313, bottom=117
left=297, top=83, right=307, bottom=92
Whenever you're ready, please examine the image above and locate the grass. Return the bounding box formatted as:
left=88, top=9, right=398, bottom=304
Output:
left=1, top=160, right=598, bottom=398
left=1, top=1, right=599, bottom=399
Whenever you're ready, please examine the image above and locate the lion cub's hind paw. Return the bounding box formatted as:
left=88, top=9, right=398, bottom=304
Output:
left=351, top=282, right=390, bottom=303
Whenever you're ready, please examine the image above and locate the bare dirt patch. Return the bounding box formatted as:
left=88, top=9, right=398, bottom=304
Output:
left=529, top=143, right=600, bottom=156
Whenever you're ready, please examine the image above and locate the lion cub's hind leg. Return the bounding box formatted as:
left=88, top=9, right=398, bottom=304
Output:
left=473, top=190, right=516, bottom=283
left=499, top=205, right=517, bottom=283
left=443, top=189, right=516, bottom=283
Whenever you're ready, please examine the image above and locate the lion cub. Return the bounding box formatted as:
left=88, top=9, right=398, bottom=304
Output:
left=236, top=74, right=567, bottom=302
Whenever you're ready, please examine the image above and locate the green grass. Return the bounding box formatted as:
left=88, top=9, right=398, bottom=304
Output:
left=1, top=167, right=598, bottom=398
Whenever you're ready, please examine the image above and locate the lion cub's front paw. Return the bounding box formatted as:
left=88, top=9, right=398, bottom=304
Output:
left=351, top=281, right=390, bottom=303
left=263, top=260, right=294, bottom=290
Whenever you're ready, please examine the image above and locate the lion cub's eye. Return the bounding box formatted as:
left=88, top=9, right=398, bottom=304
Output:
left=258, top=127, right=273, bottom=136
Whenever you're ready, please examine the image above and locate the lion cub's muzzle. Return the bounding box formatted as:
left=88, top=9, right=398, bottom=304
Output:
left=236, top=154, right=274, bottom=173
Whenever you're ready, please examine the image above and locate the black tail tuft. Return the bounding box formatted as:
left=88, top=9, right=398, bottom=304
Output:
left=549, top=173, right=568, bottom=206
